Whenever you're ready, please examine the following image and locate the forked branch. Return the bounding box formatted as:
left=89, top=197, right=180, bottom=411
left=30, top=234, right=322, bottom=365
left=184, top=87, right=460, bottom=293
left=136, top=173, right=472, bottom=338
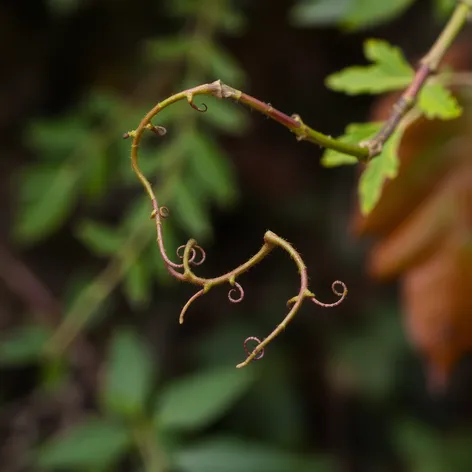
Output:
left=127, top=0, right=470, bottom=367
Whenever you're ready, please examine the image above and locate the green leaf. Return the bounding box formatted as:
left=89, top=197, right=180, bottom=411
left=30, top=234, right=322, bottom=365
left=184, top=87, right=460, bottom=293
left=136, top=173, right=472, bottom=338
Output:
left=174, top=437, right=334, bottom=472
left=363, top=39, right=413, bottom=74
left=155, top=366, right=255, bottom=432
left=290, top=0, right=351, bottom=26
left=15, top=165, right=78, bottom=245
left=326, top=39, right=413, bottom=95
left=342, top=0, right=416, bottom=30
left=0, top=325, right=51, bottom=366
left=172, top=178, right=212, bottom=239
left=102, top=329, right=154, bottom=418
left=76, top=220, right=124, bottom=256
left=291, top=0, right=415, bottom=30
left=35, top=417, right=131, bottom=470
left=122, top=258, right=152, bottom=307
left=359, top=128, right=402, bottom=215
left=321, top=122, right=383, bottom=167
left=187, top=131, right=237, bottom=206
left=418, top=83, right=462, bottom=120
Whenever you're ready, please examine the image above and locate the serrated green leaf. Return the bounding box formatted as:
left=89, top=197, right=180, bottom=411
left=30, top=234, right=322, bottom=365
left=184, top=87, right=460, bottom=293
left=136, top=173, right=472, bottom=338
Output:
left=326, top=39, right=413, bottom=95
left=418, top=83, right=462, bottom=120
left=174, top=437, right=334, bottom=472
left=342, top=0, right=416, bottom=30
left=359, top=128, right=402, bottom=214
left=363, top=39, right=413, bottom=75
left=101, top=329, right=154, bottom=418
left=321, top=122, right=383, bottom=167
left=187, top=131, right=237, bottom=206
left=122, top=258, right=151, bottom=307
left=35, top=417, right=131, bottom=470
left=290, top=0, right=351, bottom=26
left=15, top=165, right=78, bottom=245
left=200, top=98, right=248, bottom=134
left=0, top=325, right=51, bottom=366
left=172, top=179, right=212, bottom=239
left=76, top=220, right=124, bottom=256
left=155, top=366, right=255, bottom=432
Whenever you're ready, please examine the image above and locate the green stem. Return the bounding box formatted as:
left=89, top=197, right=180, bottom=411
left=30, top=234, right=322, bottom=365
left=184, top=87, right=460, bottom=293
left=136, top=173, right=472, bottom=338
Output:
left=423, top=0, right=471, bottom=70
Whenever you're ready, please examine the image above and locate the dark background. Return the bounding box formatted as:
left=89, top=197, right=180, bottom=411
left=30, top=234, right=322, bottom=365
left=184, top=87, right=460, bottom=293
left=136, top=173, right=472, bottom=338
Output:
left=1, top=0, right=472, bottom=471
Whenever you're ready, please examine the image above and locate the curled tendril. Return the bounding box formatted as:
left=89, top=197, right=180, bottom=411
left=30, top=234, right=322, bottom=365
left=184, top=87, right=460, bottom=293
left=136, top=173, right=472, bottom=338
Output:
left=243, top=336, right=264, bottom=360
left=310, top=280, right=348, bottom=308
left=176, top=244, right=206, bottom=266
left=177, top=245, right=197, bottom=264
left=188, top=99, right=208, bottom=113
left=228, top=281, right=244, bottom=303
left=159, top=206, right=170, bottom=218
left=190, top=244, right=206, bottom=266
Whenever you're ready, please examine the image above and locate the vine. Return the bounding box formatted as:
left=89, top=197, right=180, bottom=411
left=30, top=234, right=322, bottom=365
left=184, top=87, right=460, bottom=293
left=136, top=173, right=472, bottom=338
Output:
left=126, top=0, right=470, bottom=368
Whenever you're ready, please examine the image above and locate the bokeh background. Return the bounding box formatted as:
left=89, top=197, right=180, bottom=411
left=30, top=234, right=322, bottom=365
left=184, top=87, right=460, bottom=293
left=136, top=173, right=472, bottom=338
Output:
left=1, top=0, right=472, bottom=471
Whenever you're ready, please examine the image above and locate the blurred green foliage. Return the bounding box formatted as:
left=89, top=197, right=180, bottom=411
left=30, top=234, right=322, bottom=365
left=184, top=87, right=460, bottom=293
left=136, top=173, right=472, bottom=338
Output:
left=290, top=0, right=455, bottom=29
left=1, top=1, right=472, bottom=471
